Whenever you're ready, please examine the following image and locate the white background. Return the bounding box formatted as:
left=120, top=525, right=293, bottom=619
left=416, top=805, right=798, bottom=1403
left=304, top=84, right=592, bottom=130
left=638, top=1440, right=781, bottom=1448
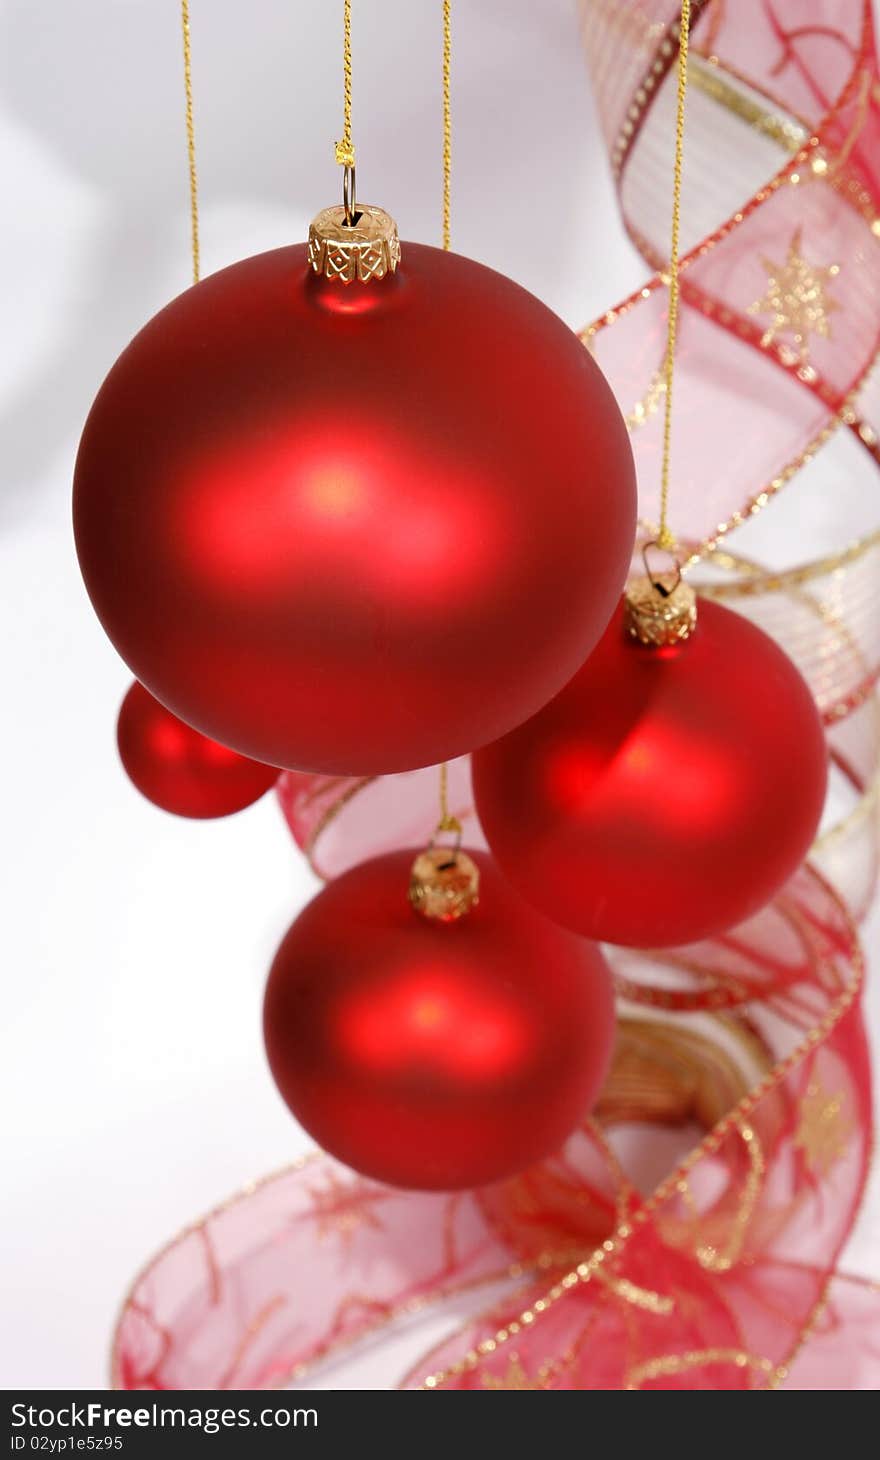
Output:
left=0, top=0, right=876, bottom=1389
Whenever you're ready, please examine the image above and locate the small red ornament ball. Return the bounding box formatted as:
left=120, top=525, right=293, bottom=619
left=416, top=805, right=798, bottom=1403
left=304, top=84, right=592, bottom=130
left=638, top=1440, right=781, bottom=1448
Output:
left=117, top=680, right=279, bottom=818
left=263, top=850, right=615, bottom=1190
left=74, top=240, right=635, bottom=774
left=472, top=600, right=828, bottom=949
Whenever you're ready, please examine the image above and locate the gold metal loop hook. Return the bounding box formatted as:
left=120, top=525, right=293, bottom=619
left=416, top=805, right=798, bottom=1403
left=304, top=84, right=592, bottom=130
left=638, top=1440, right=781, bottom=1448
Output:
left=641, top=538, right=682, bottom=598
left=427, top=818, right=463, bottom=858
left=625, top=538, right=697, bottom=647
left=342, top=164, right=360, bottom=227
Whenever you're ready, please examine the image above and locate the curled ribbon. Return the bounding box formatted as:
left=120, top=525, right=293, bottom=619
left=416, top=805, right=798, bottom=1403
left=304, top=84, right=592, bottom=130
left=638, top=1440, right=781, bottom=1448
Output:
left=113, top=0, right=880, bottom=1389
left=112, top=869, right=872, bottom=1390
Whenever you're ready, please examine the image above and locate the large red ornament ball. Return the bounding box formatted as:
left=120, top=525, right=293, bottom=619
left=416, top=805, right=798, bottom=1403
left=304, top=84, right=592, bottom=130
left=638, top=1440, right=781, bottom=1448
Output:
left=263, top=850, right=615, bottom=1190
left=117, top=680, right=279, bottom=819
left=472, top=599, right=828, bottom=949
left=74, top=237, right=635, bottom=775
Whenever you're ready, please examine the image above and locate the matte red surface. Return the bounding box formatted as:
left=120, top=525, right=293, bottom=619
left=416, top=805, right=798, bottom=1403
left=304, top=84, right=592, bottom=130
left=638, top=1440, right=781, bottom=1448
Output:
left=263, top=850, right=615, bottom=1190
left=117, top=680, right=279, bottom=819
left=73, top=242, right=635, bottom=775
left=473, top=599, right=829, bottom=948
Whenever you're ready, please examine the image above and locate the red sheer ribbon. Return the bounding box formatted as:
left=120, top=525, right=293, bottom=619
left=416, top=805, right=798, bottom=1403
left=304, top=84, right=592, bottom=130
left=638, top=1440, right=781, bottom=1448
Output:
left=114, top=0, right=880, bottom=1388
left=113, top=869, right=871, bottom=1390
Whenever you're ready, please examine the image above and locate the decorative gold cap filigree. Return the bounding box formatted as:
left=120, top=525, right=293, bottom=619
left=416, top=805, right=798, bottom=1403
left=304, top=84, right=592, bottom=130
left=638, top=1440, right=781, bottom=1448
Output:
left=624, top=573, right=697, bottom=646
left=308, top=203, right=400, bottom=284
left=409, top=847, right=480, bottom=922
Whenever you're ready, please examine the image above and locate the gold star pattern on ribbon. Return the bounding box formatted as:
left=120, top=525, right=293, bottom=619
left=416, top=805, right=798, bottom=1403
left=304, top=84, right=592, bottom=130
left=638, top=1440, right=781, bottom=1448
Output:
left=481, top=1355, right=543, bottom=1390
left=306, top=1170, right=386, bottom=1250
left=748, top=227, right=840, bottom=363
left=794, top=1081, right=853, bottom=1177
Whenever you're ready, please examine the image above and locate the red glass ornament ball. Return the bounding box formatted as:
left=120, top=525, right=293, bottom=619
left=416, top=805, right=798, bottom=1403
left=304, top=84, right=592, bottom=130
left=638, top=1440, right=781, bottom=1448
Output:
left=117, top=680, right=279, bottom=819
left=74, top=241, right=636, bottom=775
left=263, top=850, right=616, bottom=1190
left=472, top=599, right=828, bottom=949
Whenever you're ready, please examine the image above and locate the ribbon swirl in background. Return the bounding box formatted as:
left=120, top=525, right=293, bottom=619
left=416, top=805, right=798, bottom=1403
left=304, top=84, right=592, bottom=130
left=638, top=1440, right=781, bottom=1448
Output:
left=113, top=0, right=880, bottom=1389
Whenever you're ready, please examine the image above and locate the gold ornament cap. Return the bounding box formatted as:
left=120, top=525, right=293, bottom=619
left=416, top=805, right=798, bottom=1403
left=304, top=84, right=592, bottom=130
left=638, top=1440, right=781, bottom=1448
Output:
left=308, top=203, right=401, bottom=284
left=624, top=572, right=697, bottom=647
left=409, top=847, right=480, bottom=923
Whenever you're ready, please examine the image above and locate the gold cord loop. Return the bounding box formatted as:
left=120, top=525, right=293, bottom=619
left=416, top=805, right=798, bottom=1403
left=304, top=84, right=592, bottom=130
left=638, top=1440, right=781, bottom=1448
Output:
left=335, top=0, right=355, bottom=170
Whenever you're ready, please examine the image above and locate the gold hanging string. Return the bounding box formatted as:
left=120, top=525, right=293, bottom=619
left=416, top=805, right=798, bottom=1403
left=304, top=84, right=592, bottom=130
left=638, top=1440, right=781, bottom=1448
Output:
left=332, top=0, right=356, bottom=221
left=180, top=0, right=200, bottom=284
left=442, top=0, right=452, bottom=251
left=657, top=0, right=691, bottom=552
left=335, top=0, right=355, bottom=166
left=335, top=0, right=357, bottom=227
left=437, top=760, right=461, bottom=837
left=436, top=1, right=457, bottom=837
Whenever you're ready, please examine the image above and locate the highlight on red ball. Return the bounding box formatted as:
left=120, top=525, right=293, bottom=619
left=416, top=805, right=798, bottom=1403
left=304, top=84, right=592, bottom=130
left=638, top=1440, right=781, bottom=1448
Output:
left=116, top=680, right=280, bottom=820
left=73, top=237, right=637, bottom=777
